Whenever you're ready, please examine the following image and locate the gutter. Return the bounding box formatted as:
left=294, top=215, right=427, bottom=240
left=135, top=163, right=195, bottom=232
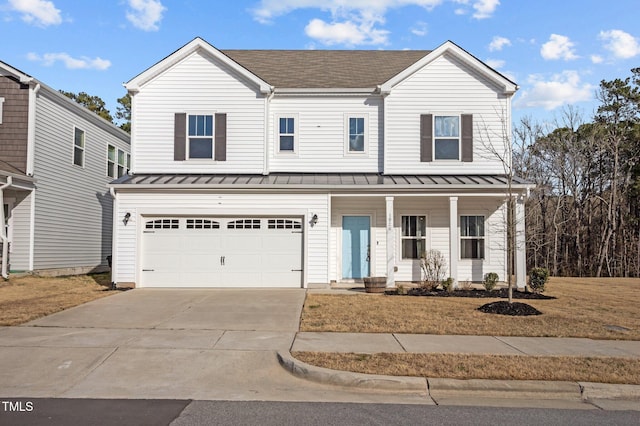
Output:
left=0, top=177, right=12, bottom=278
left=26, top=83, right=41, bottom=176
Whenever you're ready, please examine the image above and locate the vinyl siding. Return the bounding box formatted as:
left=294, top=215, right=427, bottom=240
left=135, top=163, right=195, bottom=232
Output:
left=269, top=96, right=382, bottom=172
left=133, top=51, right=265, bottom=174
left=32, top=92, right=129, bottom=270
left=5, top=189, right=31, bottom=271
left=385, top=53, right=510, bottom=174
left=113, top=192, right=329, bottom=286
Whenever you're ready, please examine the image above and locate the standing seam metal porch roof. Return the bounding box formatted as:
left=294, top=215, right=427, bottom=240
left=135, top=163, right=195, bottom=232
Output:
left=111, top=173, right=532, bottom=191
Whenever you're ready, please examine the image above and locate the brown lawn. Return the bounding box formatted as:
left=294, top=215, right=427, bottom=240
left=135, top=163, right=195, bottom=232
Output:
left=293, top=352, right=640, bottom=384
left=0, top=273, right=114, bottom=326
left=301, top=277, right=640, bottom=340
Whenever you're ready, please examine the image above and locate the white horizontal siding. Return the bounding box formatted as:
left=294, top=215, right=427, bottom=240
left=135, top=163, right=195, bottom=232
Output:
left=386, top=53, right=510, bottom=174
left=6, top=189, right=31, bottom=271
left=32, top=93, right=128, bottom=270
left=133, top=52, right=265, bottom=174
left=269, top=96, right=382, bottom=172
left=113, top=192, right=329, bottom=286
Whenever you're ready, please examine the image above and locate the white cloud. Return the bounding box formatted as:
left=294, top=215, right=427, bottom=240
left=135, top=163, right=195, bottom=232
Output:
left=8, top=0, right=62, bottom=26
left=485, top=58, right=505, bottom=69
left=598, top=29, right=640, bottom=59
left=515, top=71, right=594, bottom=110
left=590, top=54, right=603, bottom=64
left=305, top=18, right=389, bottom=45
left=411, top=21, right=428, bottom=36
left=472, top=0, right=499, bottom=19
left=126, top=0, right=166, bottom=31
left=27, top=52, right=111, bottom=70
left=252, top=0, right=446, bottom=46
left=488, top=36, right=510, bottom=51
left=540, top=34, right=578, bottom=61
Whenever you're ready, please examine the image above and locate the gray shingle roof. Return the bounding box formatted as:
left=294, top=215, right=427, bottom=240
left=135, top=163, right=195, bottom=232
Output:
left=221, top=50, right=431, bottom=88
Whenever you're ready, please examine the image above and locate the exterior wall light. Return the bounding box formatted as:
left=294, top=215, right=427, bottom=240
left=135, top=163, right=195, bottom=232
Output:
left=123, top=212, right=131, bottom=225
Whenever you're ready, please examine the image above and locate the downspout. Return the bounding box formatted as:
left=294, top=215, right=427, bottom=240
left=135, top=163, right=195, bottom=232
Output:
left=263, top=89, right=275, bottom=175
left=1, top=177, right=13, bottom=279
left=26, top=83, right=41, bottom=176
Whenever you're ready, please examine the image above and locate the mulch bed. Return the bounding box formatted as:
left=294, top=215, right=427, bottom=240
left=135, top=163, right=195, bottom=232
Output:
left=384, top=287, right=551, bottom=317
left=388, top=287, right=555, bottom=300
left=478, top=301, right=543, bottom=316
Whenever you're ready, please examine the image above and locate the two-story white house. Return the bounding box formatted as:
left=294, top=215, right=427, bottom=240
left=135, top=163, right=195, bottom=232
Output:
left=110, top=37, right=531, bottom=289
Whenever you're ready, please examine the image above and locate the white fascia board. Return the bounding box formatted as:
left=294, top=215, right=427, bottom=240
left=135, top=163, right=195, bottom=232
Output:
left=380, top=40, right=518, bottom=95
left=0, top=61, right=33, bottom=84
left=125, top=37, right=273, bottom=94
left=274, top=88, right=378, bottom=96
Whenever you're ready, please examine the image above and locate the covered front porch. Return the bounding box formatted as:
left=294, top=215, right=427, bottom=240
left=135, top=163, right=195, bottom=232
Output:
left=329, top=190, right=528, bottom=289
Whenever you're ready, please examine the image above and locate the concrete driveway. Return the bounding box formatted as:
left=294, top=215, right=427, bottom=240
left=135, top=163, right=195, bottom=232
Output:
left=0, top=289, right=428, bottom=404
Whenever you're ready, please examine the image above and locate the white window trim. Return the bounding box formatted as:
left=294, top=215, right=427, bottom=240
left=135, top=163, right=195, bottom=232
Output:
left=397, top=212, right=428, bottom=261
left=107, top=144, right=116, bottom=178
left=72, top=126, right=85, bottom=168
left=186, top=112, right=216, bottom=161
left=459, top=213, right=487, bottom=261
left=433, top=113, right=461, bottom=162
left=275, top=114, right=299, bottom=155
left=344, top=113, right=368, bottom=156
left=0, top=97, right=4, bottom=124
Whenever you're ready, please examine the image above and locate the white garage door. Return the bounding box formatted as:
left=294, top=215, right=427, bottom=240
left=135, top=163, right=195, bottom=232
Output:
left=140, top=217, right=303, bottom=288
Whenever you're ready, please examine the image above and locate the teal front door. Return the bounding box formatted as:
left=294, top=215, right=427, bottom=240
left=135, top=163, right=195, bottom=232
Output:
left=342, top=216, right=370, bottom=279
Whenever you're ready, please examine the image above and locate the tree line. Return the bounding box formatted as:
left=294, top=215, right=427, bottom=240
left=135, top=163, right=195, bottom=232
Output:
left=514, top=68, right=640, bottom=277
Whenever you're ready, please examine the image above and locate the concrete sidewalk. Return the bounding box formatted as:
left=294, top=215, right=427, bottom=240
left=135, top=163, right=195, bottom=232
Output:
left=291, top=332, right=640, bottom=358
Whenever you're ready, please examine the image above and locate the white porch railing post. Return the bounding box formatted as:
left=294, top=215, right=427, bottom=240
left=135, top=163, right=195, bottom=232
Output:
left=449, top=196, right=458, bottom=288
left=515, top=195, right=527, bottom=289
left=385, top=196, right=395, bottom=288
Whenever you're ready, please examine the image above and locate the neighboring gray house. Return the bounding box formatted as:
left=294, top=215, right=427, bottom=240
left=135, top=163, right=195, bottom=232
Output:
left=110, top=38, right=532, bottom=290
left=0, top=60, right=130, bottom=277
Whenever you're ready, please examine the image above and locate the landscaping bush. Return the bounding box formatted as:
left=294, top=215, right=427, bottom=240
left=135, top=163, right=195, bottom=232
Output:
left=529, top=267, right=550, bottom=293
left=483, top=272, right=499, bottom=292
left=420, top=249, right=447, bottom=291
left=441, top=277, right=454, bottom=292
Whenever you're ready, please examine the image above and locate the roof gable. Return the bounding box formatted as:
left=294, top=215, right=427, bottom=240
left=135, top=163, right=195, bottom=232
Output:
left=125, top=37, right=273, bottom=94
left=380, top=41, right=518, bottom=95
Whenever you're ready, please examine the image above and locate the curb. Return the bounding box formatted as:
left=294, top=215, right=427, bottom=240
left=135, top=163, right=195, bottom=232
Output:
left=276, top=351, right=428, bottom=394
left=279, top=352, right=640, bottom=402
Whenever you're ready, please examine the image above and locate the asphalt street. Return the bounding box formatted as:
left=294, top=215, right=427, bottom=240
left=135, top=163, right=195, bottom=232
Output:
left=2, top=399, right=639, bottom=426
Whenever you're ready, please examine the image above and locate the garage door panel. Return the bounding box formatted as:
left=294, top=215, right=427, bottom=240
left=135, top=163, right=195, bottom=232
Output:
left=141, top=217, right=303, bottom=288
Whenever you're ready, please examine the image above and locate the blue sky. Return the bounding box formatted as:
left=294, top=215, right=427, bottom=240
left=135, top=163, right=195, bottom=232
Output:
left=1, top=0, right=639, bottom=127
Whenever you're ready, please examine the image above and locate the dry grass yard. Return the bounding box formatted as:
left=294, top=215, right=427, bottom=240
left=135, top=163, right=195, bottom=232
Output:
left=301, top=277, right=640, bottom=340
left=0, top=273, right=114, bottom=326
left=293, top=352, right=640, bottom=384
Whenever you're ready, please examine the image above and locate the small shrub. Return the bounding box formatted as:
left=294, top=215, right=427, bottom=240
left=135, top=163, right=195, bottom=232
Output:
left=483, top=272, right=499, bottom=292
left=396, top=284, right=407, bottom=295
left=441, top=277, right=454, bottom=292
left=529, top=267, right=550, bottom=294
left=460, top=280, right=473, bottom=291
left=420, top=249, right=447, bottom=290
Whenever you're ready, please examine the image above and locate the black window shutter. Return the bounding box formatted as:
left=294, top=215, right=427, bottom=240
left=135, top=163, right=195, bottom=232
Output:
left=214, top=113, right=227, bottom=161
left=174, top=113, right=186, bottom=161
left=420, top=114, right=433, bottom=162
left=461, top=114, right=473, bottom=162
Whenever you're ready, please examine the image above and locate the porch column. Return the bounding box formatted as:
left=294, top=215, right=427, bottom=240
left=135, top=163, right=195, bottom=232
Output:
left=515, top=195, right=527, bottom=289
left=449, top=196, right=458, bottom=288
left=385, top=196, right=395, bottom=288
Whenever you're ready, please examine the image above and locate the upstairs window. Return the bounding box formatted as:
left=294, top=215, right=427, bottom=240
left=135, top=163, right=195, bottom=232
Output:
left=348, top=117, right=365, bottom=152
left=434, top=115, right=460, bottom=160
left=107, top=145, right=129, bottom=178
left=188, top=114, right=213, bottom=159
left=73, top=127, right=85, bottom=167
left=460, top=215, right=485, bottom=259
left=278, top=117, right=296, bottom=152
